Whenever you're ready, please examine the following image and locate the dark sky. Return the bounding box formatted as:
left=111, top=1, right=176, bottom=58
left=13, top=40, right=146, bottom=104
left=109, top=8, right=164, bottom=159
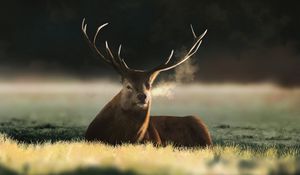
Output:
left=0, top=0, right=300, bottom=86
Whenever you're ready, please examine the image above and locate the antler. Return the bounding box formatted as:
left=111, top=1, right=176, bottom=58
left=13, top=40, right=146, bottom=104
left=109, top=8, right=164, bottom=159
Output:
left=148, top=25, right=207, bottom=73
left=81, top=18, right=131, bottom=74
left=82, top=19, right=206, bottom=75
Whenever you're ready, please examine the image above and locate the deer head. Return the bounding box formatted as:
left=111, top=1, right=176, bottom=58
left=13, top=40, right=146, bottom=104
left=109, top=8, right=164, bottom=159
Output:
left=81, top=18, right=206, bottom=111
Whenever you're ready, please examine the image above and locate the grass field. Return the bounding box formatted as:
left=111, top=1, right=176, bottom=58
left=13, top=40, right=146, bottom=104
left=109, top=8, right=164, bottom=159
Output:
left=0, top=80, right=299, bottom=174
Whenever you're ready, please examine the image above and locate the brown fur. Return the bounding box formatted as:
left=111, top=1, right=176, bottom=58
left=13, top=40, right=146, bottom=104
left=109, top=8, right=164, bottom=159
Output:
left=85, top=92, right=150, bottom=144
left=149, top=116, right=212, bottom=147
left=85, top=91, right=212, bottom=147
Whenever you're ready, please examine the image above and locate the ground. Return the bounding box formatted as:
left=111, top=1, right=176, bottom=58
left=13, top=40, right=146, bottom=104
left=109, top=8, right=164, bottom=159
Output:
left=0, top=81, right=299, bottom=174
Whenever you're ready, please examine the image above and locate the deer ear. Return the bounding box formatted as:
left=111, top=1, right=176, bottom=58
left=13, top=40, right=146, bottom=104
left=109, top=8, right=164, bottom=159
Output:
left=149, top=71, right=160, bottom=84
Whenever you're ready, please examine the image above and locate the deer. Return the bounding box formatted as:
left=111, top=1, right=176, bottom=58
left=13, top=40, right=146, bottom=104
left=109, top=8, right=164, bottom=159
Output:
left=81, top=18, right=212, bottom=147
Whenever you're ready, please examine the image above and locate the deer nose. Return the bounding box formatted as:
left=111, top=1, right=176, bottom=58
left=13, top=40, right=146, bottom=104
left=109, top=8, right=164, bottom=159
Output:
left=137, top=93, right=147, bottom=103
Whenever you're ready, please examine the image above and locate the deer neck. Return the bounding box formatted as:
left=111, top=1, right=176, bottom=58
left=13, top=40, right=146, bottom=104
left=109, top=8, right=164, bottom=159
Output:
left=107, top=91, right=151, bottom=142
left=121, top=100, right=151, bottom=141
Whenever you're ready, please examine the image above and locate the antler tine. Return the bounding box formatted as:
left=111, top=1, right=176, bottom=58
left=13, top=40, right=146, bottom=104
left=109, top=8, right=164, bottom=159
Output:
left=105, top=41, right=115, bottom=61
left=165, top=40, right=202, bottom=70
left=147, top=50, right=174, bottom=73
left=81, top=18, right=110, bottom=63
left=118, top=44, right=122, bottom=59
left=93, top=23, right=109, bottom=46
left=187, top=28, right=207, bottom=55
left=105, top=41, right=130, bottom=73
left=154, top=40, right=202, bottom=72
left=190, top=24, right=197, bottom=39
left=165, top=50, right=174, bottom=65
left=82, top=18, right=128, bottom=74
left=149, top=26, right=207, bottom=73
left=118, top=44, right=131, bottom=70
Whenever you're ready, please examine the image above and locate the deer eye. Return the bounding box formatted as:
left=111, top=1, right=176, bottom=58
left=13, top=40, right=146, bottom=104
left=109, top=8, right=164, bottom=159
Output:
left=126, top=85, right=132, bottom=90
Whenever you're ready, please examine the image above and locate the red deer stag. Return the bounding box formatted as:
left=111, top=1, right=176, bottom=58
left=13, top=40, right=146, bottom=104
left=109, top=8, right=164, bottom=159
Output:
left=82, top=18, right=212, bottom=147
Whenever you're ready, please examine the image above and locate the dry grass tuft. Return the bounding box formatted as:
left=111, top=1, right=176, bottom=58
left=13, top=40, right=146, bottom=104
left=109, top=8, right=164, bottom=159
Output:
left=0, top=135, right=298, bottom=175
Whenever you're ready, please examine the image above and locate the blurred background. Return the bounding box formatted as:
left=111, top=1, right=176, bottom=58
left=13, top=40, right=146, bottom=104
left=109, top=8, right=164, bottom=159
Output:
left=0, top=0, right=299, bottom=86
left=0, top=0, right=299, bottom=147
